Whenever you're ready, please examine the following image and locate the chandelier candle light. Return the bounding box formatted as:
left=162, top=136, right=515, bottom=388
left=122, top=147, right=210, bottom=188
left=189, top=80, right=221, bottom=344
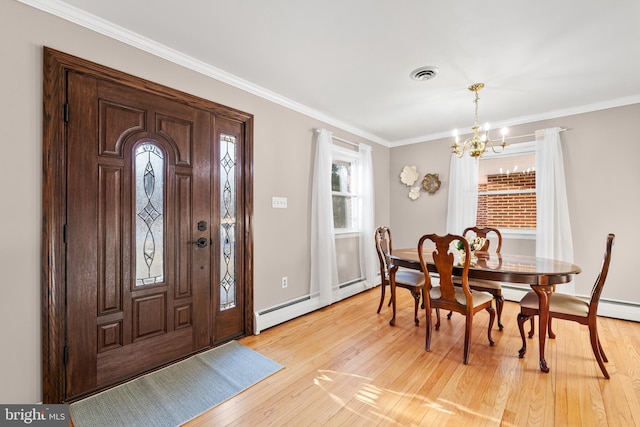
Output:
left=451, top=83, right=508, bottom=158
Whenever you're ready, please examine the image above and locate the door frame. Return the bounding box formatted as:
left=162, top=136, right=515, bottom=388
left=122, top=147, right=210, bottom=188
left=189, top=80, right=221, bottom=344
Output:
left=42, top=47, right=254, bottom=403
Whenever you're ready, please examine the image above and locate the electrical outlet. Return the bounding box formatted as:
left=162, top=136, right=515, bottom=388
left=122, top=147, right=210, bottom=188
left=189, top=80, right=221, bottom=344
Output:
left=281, top=276, right=288, bottom=288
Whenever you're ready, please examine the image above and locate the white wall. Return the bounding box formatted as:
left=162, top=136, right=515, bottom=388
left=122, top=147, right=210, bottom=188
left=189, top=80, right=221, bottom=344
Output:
left=0, top=1, right=391, bottom=403
left=390, top=104, right=640, bottom=304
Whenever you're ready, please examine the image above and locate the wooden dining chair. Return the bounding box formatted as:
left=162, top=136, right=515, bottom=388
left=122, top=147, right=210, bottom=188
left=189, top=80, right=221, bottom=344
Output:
left=418, top=233, right=495, bottom=364
left=449, top=226, right=506, bottom=330
left=517, top=233, right=615, bottom=378
left=375, top=226, right=425, bottom=326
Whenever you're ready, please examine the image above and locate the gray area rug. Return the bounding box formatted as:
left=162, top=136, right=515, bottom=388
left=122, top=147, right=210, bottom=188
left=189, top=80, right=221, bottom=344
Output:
left=70, top=341, right=283, bottom=426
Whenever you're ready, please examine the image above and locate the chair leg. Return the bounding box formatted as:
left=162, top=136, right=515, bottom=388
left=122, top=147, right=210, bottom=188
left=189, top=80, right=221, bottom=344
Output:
left=547, top=317, right=556, bottom=339
left=412, top=290, right=420, bottom=326
left=589, top=324, right=610, bottom=379
left=495, top=295, right=504, bottom=331
left=425, top=309, right=432, bottom=352
left=377, top=284, right=386, bottom=313
left=527, top=317, right=535, bottom=338
left=486, top=306, right=495, bottom=346
left=447, top=310, right=453, bottom=320
left=435, top=308, right=441, bottom=331
left=517, top=313, right=531, bottom=358
left=598, top=336, right=608, bottom=363
left=463, top=315, right=473, bottom=364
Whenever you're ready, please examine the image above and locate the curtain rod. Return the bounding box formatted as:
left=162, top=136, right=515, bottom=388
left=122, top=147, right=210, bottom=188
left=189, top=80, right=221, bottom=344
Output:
left=313, top=128, right=359, bottom=148
left=504, top=127, right=568, bottom=141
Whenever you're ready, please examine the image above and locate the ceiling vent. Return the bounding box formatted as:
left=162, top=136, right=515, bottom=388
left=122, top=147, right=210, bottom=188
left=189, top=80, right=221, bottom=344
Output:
left=410, top=66, right=439, bottom=81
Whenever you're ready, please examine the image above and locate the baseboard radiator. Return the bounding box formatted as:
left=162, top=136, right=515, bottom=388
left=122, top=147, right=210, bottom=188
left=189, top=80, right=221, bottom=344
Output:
left=255, top=282, right=639, bottom=334
left=254, top=280, right=371, bottom=334
left=502, top=285, right=640, bottom=322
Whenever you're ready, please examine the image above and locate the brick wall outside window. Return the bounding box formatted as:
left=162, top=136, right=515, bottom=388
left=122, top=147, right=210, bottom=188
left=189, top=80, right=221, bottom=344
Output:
left=477, top=172, right=536, bottom=228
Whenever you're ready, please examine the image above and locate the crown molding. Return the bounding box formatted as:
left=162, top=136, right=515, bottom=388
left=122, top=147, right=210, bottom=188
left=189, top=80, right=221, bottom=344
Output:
left=392, top=94, right=640, bottom=147
left=18, top=0, right=392, bottom=147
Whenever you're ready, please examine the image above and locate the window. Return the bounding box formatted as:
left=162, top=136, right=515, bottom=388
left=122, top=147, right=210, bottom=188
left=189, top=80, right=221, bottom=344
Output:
left=311, top=129, right=376, bottom=301
left=477, top=142, right=536, bottom=236
left=331, top=146, right=362, bottom=284
left=331, top=154, right=357, bottom=231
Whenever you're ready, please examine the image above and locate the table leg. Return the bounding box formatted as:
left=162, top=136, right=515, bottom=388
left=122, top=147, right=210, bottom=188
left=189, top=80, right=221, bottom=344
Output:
left=389, top=263, right=398, bottom=326
left=532, top=283, right=553, bottom=373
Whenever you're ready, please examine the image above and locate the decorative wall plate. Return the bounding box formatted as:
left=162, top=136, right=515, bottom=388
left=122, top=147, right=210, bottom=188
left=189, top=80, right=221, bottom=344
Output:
left=408, top=186, right=421, bottom=200
left=400, top=165, right=419, bottom=186
left=421, top=173, right=441, bottom=194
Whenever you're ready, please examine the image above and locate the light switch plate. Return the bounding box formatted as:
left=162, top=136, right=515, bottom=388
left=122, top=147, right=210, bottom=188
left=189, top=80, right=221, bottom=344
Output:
left=272, top=196, right=287, bottom=208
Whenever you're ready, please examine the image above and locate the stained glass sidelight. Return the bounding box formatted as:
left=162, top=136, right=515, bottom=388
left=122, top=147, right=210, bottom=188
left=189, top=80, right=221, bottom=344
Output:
left=219, top=134, right=237, bottom=310
left=135, top=143, right=164, bottom=286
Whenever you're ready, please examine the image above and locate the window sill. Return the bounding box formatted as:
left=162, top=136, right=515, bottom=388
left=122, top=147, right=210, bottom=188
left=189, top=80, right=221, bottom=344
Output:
left=334, top=229, right=359, bottom=237
left=500, top=228, right=536, bottom=240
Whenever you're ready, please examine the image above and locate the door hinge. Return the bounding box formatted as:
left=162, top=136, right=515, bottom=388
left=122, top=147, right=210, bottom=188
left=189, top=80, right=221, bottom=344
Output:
left=64, top=103, right=69, bottom=123
left=63, top=346, right=68, bottom=366
left=63, top=224, right=67, bottom=244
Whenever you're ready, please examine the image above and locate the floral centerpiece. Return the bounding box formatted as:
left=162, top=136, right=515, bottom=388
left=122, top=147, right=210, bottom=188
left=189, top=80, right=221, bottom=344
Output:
left=456, top=236, right=486, bottom=261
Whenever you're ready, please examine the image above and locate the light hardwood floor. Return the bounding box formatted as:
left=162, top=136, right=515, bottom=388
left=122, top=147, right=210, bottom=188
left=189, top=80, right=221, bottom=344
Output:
left=186, top=288, right=640, bottom=426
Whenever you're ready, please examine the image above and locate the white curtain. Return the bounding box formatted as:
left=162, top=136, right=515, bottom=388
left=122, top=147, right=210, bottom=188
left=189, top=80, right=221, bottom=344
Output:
left=446, top=153, right=479, bottom=234
left=310, top=129, right=338, bottom=306
left=358, top=143, right=377, bottom=289
left=535, top=127, right=575, bottom=294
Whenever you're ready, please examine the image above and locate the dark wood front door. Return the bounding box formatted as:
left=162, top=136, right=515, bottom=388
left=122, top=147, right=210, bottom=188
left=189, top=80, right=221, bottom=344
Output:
left=42, top=48, right=254, bottom=402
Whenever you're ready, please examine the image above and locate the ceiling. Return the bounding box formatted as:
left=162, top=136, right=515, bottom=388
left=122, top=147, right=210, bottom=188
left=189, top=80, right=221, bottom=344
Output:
left=25, top=0, right=640, bottom=146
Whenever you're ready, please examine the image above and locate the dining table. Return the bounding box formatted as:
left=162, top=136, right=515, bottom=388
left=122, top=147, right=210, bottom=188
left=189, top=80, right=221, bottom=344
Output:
left=387, top=247, right=582, bottom=373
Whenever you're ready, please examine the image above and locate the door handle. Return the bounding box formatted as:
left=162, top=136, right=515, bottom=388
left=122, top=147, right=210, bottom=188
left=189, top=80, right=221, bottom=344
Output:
left=191, top=237, right=208, bottom=248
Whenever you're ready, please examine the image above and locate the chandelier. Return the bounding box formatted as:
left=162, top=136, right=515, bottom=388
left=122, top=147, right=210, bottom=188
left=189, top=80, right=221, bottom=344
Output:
left=451, top=83, right=507, bottom=158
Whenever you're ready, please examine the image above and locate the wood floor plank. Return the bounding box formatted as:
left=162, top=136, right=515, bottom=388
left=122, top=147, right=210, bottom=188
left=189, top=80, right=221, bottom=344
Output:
left=182, top=287, right=640, bottom=426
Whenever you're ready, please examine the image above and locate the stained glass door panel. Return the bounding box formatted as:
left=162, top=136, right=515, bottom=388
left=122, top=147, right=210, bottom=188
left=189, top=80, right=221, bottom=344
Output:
left=212, top=119, right=246, bottom=342
left=219, top=134, right=236, bottom=310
